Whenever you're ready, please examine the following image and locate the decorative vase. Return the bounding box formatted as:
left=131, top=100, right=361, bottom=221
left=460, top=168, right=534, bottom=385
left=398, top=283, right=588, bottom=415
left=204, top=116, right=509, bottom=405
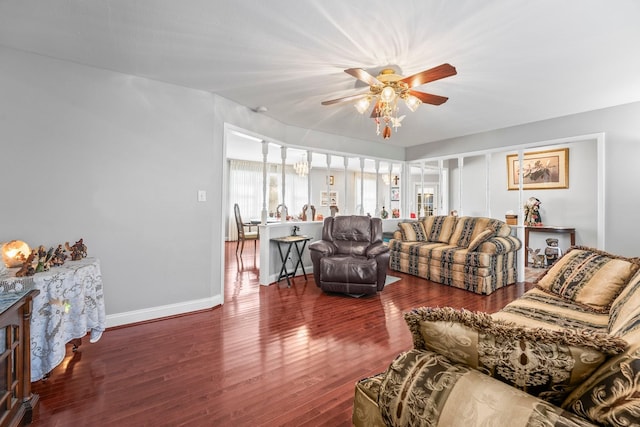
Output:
left=381, top=207, right=388, bottom=219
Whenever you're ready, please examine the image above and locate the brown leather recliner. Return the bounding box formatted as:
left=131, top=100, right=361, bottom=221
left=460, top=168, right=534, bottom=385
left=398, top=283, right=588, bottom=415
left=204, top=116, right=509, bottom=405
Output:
left=309, top=216, right=390, bottom=296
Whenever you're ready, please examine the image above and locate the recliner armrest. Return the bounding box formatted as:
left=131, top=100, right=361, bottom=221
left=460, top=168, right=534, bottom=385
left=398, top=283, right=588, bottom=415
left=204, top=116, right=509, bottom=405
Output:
left=308, top=240, right=337, bottom=256
left=366, top=242, right=390, bottom=258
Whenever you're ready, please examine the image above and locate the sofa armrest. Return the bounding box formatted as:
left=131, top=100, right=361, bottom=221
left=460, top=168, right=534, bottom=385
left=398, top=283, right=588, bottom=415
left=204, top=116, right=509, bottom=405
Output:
left=366, top=242, right=390, bottom=258
left=376, top=349, right=598, bottom=427
left=474, top=235, right=521, bottom=255
left=308, top=240, right=336, bottom=256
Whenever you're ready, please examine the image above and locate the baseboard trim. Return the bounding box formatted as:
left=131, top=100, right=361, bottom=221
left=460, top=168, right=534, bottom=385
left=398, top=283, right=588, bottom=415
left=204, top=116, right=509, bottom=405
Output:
left=105, top=295, right=223, bottom=328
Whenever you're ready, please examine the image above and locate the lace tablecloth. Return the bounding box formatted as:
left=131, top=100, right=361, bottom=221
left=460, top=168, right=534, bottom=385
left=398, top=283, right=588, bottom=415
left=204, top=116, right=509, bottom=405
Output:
left=0, top=257, right=106, bottom=381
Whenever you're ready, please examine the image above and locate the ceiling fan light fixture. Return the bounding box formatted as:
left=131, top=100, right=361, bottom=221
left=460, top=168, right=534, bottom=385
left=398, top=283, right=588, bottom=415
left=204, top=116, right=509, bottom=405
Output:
left=354, top=97, right=371, bottom=114
left=404, top=94, right=422, bottom=112
left=321, top=63, right=456, bottom=140
left=382, top=125, right=392, bottom=139
left=380, top=86, right=396, bottom=103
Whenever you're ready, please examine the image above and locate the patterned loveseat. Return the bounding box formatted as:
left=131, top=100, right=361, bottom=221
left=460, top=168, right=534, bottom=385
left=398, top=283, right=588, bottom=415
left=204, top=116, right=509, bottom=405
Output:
left=388, top=215, right=521, bottom=295
left=353, top=246, right=640, bottom=426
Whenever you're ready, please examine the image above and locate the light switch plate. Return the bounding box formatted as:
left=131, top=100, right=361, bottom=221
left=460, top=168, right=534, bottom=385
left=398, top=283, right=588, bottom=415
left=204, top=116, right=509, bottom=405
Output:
left=197, top=190, right=207, bottom=202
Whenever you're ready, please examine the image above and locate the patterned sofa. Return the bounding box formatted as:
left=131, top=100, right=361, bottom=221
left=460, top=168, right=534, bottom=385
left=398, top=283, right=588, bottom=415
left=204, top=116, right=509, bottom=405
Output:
left=353, top=246, right=640, bottom=426
left=388, top=215, right=521, bottom=295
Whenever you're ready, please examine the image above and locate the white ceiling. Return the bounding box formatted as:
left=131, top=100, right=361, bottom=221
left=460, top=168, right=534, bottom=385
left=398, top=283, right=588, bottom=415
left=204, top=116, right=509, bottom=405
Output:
left=1, top=0, right=639, bottom=148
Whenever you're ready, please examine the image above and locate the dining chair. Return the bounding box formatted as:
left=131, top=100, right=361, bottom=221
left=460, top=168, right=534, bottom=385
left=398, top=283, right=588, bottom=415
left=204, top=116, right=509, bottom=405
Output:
left=234, top=203, right=259, bottom=255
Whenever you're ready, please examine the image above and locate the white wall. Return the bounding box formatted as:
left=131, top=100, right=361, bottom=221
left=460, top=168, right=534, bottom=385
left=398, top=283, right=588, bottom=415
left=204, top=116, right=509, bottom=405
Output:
left=408, top=102, right=640, bottom=257
left=457, top=155, right=488, bottom=217
left=493, top=141, right=597, bottom=251
left=0, top=46, right=406, bottom=326
left=444, top=140, right=597, bottom=251
left=0, top=46, right=221, bottom=323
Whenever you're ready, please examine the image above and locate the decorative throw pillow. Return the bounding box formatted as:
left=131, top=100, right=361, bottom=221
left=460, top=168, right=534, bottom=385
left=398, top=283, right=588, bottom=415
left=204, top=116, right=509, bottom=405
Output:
left=467, top=229, right=495, bottom=251
left=404, top=306, right=627, bottom=405
left=562, top=273, right=640, bottom=425
left=427, top=215, right=457, bottom=244
left=536, top=246, right=640, bottom=312
left=448, top=217, right=501, bottom=248
left=562, top=344, right=640, bottom=426
left=608, top=270, right=640, bottom=334
left=398, top=222, right=428, bottom=242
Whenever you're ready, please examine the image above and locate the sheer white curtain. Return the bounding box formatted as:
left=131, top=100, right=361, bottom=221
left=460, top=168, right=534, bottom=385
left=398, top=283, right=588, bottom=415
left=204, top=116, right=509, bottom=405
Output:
left=228, top=160, right=263, bottom=241
left=356, top=172, right=377, bottom=216
left=285, top=166, right=308, bottom=217
left=271, top=164, right=308, bottom=218
left=229, top=160, right=310, bottom=240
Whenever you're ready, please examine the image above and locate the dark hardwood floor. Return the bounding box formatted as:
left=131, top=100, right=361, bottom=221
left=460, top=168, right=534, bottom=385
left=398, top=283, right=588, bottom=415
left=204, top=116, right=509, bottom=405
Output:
left=30, top=242, right=535, bottom=426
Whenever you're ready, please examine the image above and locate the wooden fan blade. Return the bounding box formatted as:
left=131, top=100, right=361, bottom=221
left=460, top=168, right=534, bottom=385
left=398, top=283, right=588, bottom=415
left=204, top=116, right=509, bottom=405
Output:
left=409, top=90, right=449, bottom=106
left=401, top=63, right=457, bottom=88
left=345, top=68, right=382, bottom=86
left=321, top=92, right=369, bottom=106
left=370, top=101, right=382, bottom=118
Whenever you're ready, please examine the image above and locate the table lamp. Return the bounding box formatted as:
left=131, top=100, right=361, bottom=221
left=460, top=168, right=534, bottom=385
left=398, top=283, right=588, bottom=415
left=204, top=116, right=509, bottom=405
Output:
left=2, top=240, right=31, bottom=268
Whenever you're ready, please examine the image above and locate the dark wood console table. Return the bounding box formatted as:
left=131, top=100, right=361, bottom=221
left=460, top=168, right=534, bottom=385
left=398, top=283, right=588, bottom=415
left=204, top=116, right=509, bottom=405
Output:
left=0, top=289, right=39, bottom=426
left=524, top=226, right=576, bottom=266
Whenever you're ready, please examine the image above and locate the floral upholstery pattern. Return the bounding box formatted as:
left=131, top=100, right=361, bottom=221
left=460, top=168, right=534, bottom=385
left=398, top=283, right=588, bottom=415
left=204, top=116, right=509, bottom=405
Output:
left=404, top=307, right=626, bottom=405
left=352, top=373, right=387, bottom=427
left=353, top=248, right=640, bottom=426
left=561, top=271, right=640, bottom=426
left=563, top=346, right=640, bottom=426
left=372, top=349, right=597, bottom=427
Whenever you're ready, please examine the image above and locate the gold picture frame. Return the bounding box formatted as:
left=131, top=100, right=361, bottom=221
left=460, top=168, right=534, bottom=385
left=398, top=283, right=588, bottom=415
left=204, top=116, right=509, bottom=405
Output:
left=507, top=148, right=569, bottom=190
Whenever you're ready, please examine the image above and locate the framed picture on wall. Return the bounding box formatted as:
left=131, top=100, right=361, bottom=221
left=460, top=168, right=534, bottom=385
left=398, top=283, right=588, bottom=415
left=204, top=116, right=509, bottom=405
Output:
left=329, top=190, right=338, bottom=206
left=320, top=191, right=338, bottom=206
left=391, top=187, right=400, bottom=201
left=506, top=148, right=569, bottom=190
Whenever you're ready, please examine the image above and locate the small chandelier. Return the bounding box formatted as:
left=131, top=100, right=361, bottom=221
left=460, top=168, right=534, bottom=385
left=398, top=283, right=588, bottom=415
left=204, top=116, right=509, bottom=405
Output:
left=353, top=69, right=422, bottom=140
left=294, top=154, right=309, bottom=177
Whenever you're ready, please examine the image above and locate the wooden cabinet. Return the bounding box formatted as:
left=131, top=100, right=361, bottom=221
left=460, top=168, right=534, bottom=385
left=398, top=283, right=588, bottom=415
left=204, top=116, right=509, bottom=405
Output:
left=0, top=290, right=39, bottom=427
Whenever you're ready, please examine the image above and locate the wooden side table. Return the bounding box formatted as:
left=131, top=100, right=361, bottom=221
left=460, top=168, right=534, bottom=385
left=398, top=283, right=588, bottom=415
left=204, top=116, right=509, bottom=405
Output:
left=524, top=226, right=576, bottom=266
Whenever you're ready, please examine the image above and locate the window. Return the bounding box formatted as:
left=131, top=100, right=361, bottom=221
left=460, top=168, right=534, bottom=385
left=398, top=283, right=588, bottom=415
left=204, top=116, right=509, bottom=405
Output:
left=228, top=159, right=263, bottom=240
left=355, top=172, right=377, bottom=216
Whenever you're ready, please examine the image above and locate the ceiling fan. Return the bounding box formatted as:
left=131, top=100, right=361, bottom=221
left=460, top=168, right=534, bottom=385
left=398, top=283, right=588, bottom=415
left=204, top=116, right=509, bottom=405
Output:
left=321, top=63, right=457, bottom=139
